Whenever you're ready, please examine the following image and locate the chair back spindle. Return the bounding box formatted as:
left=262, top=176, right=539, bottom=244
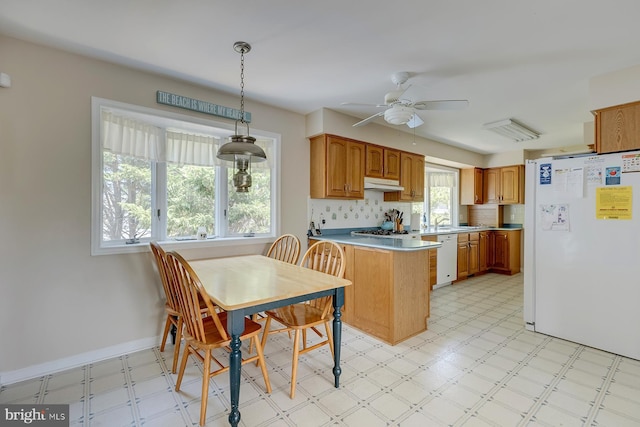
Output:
left=165, top=252, right=229, bottom=344
left=267, top=234, right=301, bottom=264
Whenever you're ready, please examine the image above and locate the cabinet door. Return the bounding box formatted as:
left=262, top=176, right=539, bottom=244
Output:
left=487, top=231, right=496, bottom=268
left=324, top=136, right=364, bottom=199
left=384, top=149, right=401, bottom=180
left=596, top=101, right=640, bottom=154
left=411, top=154, right=425, bottom=201
left=468, top=233, right=479, bottom=275
left=500, top=165, right=522, bottom=204
left=457, top=233, right=469, bottom=279
left=492, top=231, right=510, bottom=271
left=365, top=145, right=384, bottom=178
left=384, top=152, right=425, bottom=202
left=460, top=168, right=484, bottom=205
left=478, top=231, right=488, bottom=272
left=457, top=242, right=469, bottom=279
left=483, top=168, right=500, bottom=204
left=399, top=153, right=415, bottom=200
left=422, top=236, right=438, bottom=290
left=326, top=136, right=349, bottom=197
left=347, top=141, right=365, bottom=198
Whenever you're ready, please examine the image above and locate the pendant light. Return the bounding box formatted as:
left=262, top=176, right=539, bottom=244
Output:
left=216, top=41, right=267, bottom=192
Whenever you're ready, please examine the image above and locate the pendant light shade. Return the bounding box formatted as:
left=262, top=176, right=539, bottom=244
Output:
left=216, top=129, right=267, bottom=161
left=216, top=41, right=266, bottom=191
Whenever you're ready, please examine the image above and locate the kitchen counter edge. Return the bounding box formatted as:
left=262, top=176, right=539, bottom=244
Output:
left=310, top=235, right=442, bottom=251
left=415, top=226, right=523, bottom=237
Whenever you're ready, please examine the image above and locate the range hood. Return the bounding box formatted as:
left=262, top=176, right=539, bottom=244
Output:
left=364, top=177, right=404, bottom=192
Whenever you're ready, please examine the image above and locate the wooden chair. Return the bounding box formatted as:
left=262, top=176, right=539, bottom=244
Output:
left=260, top=240, right=345, bottom=398
left=150, top=241, right=184, bottom=374
left=267, top=234, right=301, bottom=264
left=249, top=234, right=301, bottom=353
left=166, top=251, right=272, bottom=426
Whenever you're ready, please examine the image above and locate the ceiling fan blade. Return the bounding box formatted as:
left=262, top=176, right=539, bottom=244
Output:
left=413, top=100, right=469, bottom=110
left=353, top=111, right=384, bottom=127
left=406, top=114, right=424, bottom=129
left=341, top=102, right=387, bottom=108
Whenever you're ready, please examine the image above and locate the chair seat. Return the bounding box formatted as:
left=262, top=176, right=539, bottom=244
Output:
left=265, top=304, right=332, bottom=329
left=190, top=313, right=262, bottom=347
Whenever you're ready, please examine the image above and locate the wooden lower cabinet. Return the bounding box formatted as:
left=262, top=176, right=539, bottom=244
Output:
left=340, top=244, right=430, bottom=345
left=421, top=235, right=438, bottom=290
left=479, top=231, right=489, bottom=273
left=456, top=229, right=521, bottom=281
left=488, top=230, right=521, bottom=274
left=457, top=232, right=479, bottom=281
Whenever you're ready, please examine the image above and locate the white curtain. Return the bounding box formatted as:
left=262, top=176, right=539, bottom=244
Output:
left=166, top=130, right=221, bottom=166
left=102, top=109, right=273, bottom=168
left=429, top=171, right=454, bottom=187
left=102, top=111, right=163, bottom=160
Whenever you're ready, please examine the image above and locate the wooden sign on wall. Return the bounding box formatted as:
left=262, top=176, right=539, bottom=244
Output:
left=156, top=91, right=251, bottom=122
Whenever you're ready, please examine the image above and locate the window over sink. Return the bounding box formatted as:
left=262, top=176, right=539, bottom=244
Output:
left=424, top=165, right=459, bottom=228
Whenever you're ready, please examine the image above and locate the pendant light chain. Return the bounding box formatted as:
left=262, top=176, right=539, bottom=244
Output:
left=239, top=46, right=246, bottom=123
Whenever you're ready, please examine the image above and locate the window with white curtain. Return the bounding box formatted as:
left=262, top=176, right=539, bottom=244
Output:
left=92, top=97, right=279, bottom=255
left=424, top=165, right=459, bottom=227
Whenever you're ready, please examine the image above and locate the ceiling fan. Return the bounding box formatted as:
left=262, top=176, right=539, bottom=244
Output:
left=341, top=72, right=469, bottom=128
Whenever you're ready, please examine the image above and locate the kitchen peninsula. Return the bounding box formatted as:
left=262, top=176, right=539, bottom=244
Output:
left=309, top=234, right=440, bottom=345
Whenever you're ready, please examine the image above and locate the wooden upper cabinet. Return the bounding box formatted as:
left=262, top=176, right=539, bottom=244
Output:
left=385, top=152, right=425, bottom=202
left=460, top=167, right=484, bottom=205
left=366, top=145, right=384, bottom=177
left=365, top=145, right=400, bottom=180
left=499, top=165, right=522, bottom=204
left=483, top=165, right=523, bottom=205
left=310, top=134, right=365, bottom=199
left=384, top=148, right=401, bottom=180
left=594, top=100, right=640, bottom=154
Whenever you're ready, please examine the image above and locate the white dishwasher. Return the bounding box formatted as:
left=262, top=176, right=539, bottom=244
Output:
left=435, top=234, right=457, bottom=288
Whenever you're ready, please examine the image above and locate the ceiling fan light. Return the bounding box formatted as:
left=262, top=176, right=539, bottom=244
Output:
left=384, top=105, right=414, bottom=125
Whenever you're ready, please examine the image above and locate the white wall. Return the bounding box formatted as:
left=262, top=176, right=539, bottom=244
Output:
left=0, top=35, right=309, bottom=382
left=589, top=64, right=640, bottom=110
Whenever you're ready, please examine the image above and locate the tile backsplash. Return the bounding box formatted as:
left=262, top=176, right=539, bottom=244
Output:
left=308, top=190, right=422, bottom=232
left=503, top=204, right=525, bottom=225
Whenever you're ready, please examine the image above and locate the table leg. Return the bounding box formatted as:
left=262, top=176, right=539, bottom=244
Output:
left=332, top=287, right=345, bottom=387
left=227, top=310, right=245, bottom=427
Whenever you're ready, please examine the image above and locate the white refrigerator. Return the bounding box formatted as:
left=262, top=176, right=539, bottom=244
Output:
left=524, top=152, right=640, bottom=360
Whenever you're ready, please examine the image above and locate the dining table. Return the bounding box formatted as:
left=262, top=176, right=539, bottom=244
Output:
left=186, top=254, right=352, bottom=427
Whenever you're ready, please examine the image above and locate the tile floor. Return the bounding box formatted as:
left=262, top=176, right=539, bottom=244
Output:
left=2, top=273, right=640, bottom=426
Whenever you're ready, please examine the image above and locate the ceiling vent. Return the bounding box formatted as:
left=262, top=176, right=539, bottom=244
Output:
left=483, top=118, right=540, bottom=142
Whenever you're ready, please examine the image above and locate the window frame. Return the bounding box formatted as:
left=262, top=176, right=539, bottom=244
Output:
left=91, top=97, right=281, bottom=255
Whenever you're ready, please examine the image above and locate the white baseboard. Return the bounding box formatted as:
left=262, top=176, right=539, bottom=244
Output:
left=0, top=335, right=161, bottom=386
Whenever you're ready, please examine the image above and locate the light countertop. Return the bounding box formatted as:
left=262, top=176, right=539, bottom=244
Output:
left=310, top=234, right=441, bottom=251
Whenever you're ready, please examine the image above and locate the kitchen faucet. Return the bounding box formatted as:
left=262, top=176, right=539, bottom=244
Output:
left=434, top=217, right=449, bottom=230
